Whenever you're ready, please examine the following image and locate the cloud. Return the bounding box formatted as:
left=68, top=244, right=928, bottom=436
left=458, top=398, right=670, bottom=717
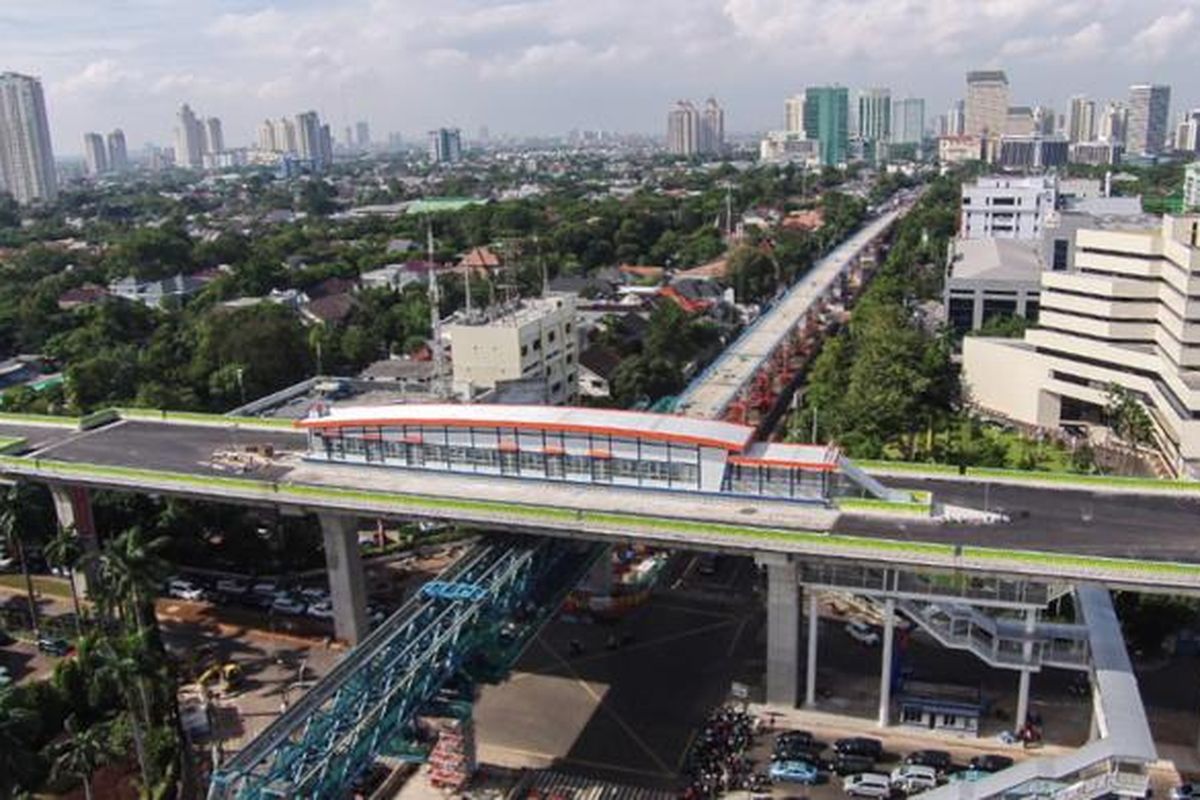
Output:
left=56, top=59, right=142, bottom=94
left=1001, top=21, right=1106, bottom=62
left=1126, top=8, right=1197, bottom=61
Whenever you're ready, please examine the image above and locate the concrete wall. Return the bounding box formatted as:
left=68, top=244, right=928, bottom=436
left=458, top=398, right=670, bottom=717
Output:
left=961, top=338, right=1059, bottom=427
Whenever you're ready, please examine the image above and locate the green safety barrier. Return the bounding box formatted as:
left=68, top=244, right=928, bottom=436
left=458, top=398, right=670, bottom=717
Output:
left=861, top=459, right=1200, bottom=493
left=79, top=408, right=119, bottom=430
left=0, top=437, right=28, bottom=455
left=0, top=411, right=81, bottom=428
left=3, top=454, right=1199, bottom=583
left=835, top=491, right=933, bottom=516
left=114, top=407, right=298, bottom=430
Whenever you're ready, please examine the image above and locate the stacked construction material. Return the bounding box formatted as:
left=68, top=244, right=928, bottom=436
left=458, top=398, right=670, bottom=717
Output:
left=426, top=717, right=476, bottom=791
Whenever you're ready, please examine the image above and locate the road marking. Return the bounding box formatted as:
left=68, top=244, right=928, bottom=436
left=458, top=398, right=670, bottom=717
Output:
left=483, top=743, right=675, bottom=780
left=536, top=638, right=675, bottom=776
left=29, top=418, right=128, bottom=458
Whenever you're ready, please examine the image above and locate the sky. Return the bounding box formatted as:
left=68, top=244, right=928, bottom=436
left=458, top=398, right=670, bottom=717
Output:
left=4, top=0, right=1199, bottom=155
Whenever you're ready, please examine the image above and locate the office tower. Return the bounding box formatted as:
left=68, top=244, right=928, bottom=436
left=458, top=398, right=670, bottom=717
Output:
left=1004, top=106, right=1035, bottom=136
left=1175, top=110, right=1200, bottom=153
left=428, top=128, right=463, bottom=163
left=273, top=117, right=297, bottom=153
left=1032, top=106, right=1056, bottom=136
left=965, top=70, right=1009, bottom=137
left=355, top=121, right=370, bottom=148
left=0, top=72, right=57, bottom=204
left=319, top=123, right=333, bottom=166
left=82, top=132, right=107, bottom=176
left=666, top=100, right=699, bottom=155
left=1097, top=102, right=1127, bottom=144
left=700, top=97, right=724, bottom=155
left=204, top=117, right=224, bottom=155
left=945, top=100, right=966, bottom=136
left=893, top=98, right=925, bottom=145
left=295, top=111, right=322, bottom=162
left=106, top=129, right=127, bottom=172
left=1185, top=163, right=1200, bottom=210
left=1127, top=84, right=1171, bottom=156
left=857, top=88, right=891, bottom=143
left=785, top=94, right=805, bottom=135
left=342, top=126, right=353, bottom=147
left=174, top=103, right=204, bottom=168
left=257, top=119, right=276, bottom=151
left=803, top=86, right=850, bottom=166
left=1067, top=96, right=1096, bottom=143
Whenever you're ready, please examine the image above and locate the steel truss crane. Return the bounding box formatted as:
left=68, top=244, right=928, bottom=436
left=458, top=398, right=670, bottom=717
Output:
left=208, top=536, right=602, bottom=800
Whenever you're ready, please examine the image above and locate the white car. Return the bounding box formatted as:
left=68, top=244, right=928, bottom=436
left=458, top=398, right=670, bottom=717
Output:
left=216, top=578, right=248, bottom=595
left=891, top=765, right=938, bottom=793
left=251, top=580, right=279, bottom=596
left=0, top=554, right=15, bottom=572
left=845, top=772, right=894, bottom=798
left=270, top=595, right=306, bottom=615
left=846, top=620, right=881, bottom=646
left=306, top=601, right=334, bottom=619
left=167, top=579, right=204, bottom=601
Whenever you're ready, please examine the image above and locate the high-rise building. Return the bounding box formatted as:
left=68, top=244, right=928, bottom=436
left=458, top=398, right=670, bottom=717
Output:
left=82, top=132, right=107, bottom=176
left=319, top=123, right=333, bottom=166
left=946, top=100, right=966, bottom=136
left=667, top=100, right=700, bottom=156
left=343, top=126, right=354, bottom=148
left=174, top=104, right=204, bottom=168
left=1175, top=110, right=1200, bottom=153
left=1127, top=84, right=1171, bottom=157
left=1032, top=105, right=1056, bottom=136
left=1004, top=106, right=1035, bottom=136
left=257, top=119, right=276, bottom=151
left=1184, top=162, right=1200, bottom=210
left=1067, top=96, right=1096, bottom=143
left=700, top=97, right=725, bottom=155
left=295, top=111, right=323, bottom=164
left=785, top=95, right=805, bottom=135
left=1097, top=102, right=1128, bottom=144
left=106, top=129, right=128, bottom=173
left=857, top=88, right=891, bottom=144
left=428, top=127, right=463, bottom=163
left=273, top=117, right=297, bottom=153
left=203, top=117, right=224, bottom=155
left=965, top=70, right=1009, bottom=138
left=355, top=121, right=370, bottom=148
left=0, top=72, right=57, bottom=204
left=893, top=97, right=925, bottom=145
left=803, top=86, right=850, bottom=166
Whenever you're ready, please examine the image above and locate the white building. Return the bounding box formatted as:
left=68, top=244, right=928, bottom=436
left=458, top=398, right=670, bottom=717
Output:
left=1067, top=96, right=1096, bottom=144
left=960, top=175, right=1057, bottom=240
left=446, top=293, right=579, bottom=405
left=106, top=129, right=128, bottom=173
left=785, top=95, right=805, bottom=135
left=893, top=98, right=925, bottom=146
left=963, top=215, right=1200, bottom=476
left=175, top=103, right=204, bottom=168
left=857, top=88, right=891, bottom=143
left=0, top=72, right=57, bottom=205
left=667, top=100, right=700, bottom=156
left=204, top=117, right=224, bottom=155
left=759, top=132, right=820, bottom=165
left=82, top=132, right=107, bottom=176
left=1185, top=163, right=1200, bottom=211
left=428, top=127, right=463, bottom=164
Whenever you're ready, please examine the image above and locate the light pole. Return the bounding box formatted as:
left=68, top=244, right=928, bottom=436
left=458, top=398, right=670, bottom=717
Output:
left=235, top=366, right=246, bottom=406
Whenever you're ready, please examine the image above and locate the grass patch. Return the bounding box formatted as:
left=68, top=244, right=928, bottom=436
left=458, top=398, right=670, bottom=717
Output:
left=115, top=407, right=298, bottom=430
left=0, top=411, right=80, bottom=428
left=965, top=466, right=1200, bottom=491
left=0, top=573, right=75, bottom=599
left=858, top=460, right=962, bottom=475
left=0, top=437, right=27, bottom=454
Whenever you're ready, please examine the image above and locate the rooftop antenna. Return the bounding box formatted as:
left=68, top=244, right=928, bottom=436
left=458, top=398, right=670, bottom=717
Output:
left=426, top=217, right=445, bottom=395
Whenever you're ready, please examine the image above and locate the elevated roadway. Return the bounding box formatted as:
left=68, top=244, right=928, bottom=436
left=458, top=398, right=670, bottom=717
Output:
left=677, top=201, right=911, bottom=419
left=2, top=417, right=1199, bottom=592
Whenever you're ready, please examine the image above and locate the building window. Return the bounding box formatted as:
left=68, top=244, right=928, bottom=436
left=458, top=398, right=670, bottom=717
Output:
left=1052, top=239, right=1069, bottom=271
left=547, top=330, right=556, bottom=343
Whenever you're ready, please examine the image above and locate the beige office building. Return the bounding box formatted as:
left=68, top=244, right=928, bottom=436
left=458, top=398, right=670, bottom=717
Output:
left=963, top=215, right=1200, bottom=476
left=965, top=70, right=1009, bottom=138
left=447, top=293, right=579, bottom=405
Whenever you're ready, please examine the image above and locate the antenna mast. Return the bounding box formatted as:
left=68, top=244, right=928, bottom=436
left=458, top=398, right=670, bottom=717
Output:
left=426, top=217, right=445, bottom=395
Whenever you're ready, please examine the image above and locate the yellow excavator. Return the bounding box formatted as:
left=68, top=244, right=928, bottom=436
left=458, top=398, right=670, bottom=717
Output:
left=196, top=662, right=243, bottom=696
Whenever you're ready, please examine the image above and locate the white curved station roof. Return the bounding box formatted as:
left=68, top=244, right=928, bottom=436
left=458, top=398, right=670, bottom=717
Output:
left=298, top=403, right=758, bottom=451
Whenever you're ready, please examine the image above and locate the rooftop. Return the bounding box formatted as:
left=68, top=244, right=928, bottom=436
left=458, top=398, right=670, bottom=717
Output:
left=298, top=403, right=759, bottom=451
left=948, top=238, right=1043, bottom=283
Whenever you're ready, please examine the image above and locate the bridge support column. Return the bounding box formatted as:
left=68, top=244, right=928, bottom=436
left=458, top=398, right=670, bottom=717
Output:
left=48, top=484, right=100, bottom=598
left=585, top=545, right=613, bottom=595
left=805, top=588, right=819, bottom=707
left=1016, top=607, right=1037, bottom=729
left=761, top=554, right=800, bottom=707
left=318, top=513, right=368, bottom=646
left=878, top=597, right=895, bottom=727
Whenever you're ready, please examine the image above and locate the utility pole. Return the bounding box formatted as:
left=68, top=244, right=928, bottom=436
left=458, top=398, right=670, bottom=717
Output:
left=811, top=405, right=819, bottom=444
left=426, top=217, right=445, bottom=396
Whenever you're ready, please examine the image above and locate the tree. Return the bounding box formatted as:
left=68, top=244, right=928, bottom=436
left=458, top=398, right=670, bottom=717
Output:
left=94, top=526, right=169, bottom=636
left=1105, top=384, right=1153, bottom=448
left=44, top=523, right=85, bottom=634
left=51, top=715, right=112, bottom=800
left=725, top=245, right=778, bottom=304
left=0, top=484, right=41, bottom=638
left=90, top=634, right=153, bottom=789
left=0, top=688, right=38, bottom=796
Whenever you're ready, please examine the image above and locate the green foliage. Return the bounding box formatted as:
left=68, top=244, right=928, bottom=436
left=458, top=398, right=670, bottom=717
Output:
left=972, top=313, right=1031, bottom=339
left=1115, top=592, right=1199, bottom=656
left=726, top=245, right=778, bottom=303
left=1105, top=383, right=1154, bottom=447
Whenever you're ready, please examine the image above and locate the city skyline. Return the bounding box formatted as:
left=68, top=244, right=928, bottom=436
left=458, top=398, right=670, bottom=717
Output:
left=5, top=0, right=1198, bottom=154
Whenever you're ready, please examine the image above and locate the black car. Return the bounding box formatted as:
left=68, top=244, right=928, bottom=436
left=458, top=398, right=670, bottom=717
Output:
left=905, top=749, right=953, bottom=772
left=834, top=737, right=884, bottom=759
left=776, top=730, right=822, bottom=753
left=37, top=636, right=71, bottom=656
left=828, top=752, right=876, bottom=776
left=970, top=754, right=1015, bottom=773
left=775, top=740, right=821, bottom=762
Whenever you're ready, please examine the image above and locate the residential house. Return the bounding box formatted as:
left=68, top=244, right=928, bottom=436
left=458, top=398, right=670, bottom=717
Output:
left=578, top=345, right=623, bottom=399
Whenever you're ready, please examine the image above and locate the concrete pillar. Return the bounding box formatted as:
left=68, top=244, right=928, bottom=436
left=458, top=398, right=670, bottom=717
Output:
left=48, top=484, right=100, bottom=597
left=972, top=291, right=985, bottom=329
left=806, top=588, right=819, bottom=707
left=1016, top=607, right=1037, bottom=729
left=878, top=597, right=896, bottom=727
left=318, top=513, right=368, bottom=646
left=586, top=545, right=613, bottom=595
left=762, top=555, right=800, bottom=707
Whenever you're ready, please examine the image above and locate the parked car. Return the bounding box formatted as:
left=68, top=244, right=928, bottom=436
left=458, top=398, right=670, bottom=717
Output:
left=299, top=587, right=329, bottom=602
left=829, top=753, right=878, bottom=776
left=904, top=750, right=953, bottom=773
left=167, top=579, right=204, bottom=601
left=306, top=601, right=334, bottom=620
left=845, top=620, right=881, bottom=645
left=835, top=737, right=884, bottom=759
left=891, top=764, right=938, bottom=793
left=37, top=636, right=71, bottom=656
left=0, top=554, right=15, bottom=572
left=270, top=595, right=306, bottom=616
left=969, top=754, right=1014, bottom=773
left=844, top=772, right=894, bottom=798
left=776, top=729, right=821, bottom=752
left=216, top=578, right=248, bottom=595
left=251, top=580, right=279, bottom=596
left=1170, top=784, right=1198, bottom=800
left=769, top=759, right=820, bottom=785
left=775, top=736, right=823, bottom=761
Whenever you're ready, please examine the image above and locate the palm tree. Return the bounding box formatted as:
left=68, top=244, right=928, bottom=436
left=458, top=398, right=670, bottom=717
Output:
left=95, top=526, right=170, bottom=638
left=45, top=522, right=84, bottom=635
left=51, top=715, right=111, bottom=800
left=0, top=687, right=38, bottom=796
left=90, top=633, right=153, bottom=789
left=0, top=484, right=40, bottom=639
